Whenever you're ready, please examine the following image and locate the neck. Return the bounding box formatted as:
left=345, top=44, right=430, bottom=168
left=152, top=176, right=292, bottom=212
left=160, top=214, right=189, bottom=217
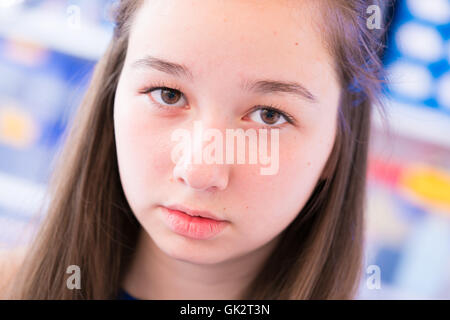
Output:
left=122, top=228, right=280, bottom=300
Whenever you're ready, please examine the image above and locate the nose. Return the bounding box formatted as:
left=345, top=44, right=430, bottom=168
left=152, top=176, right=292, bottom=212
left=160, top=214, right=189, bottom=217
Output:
left=172, top=123, right=230, bottom=192
left=173, top=159, right=229, bottom=192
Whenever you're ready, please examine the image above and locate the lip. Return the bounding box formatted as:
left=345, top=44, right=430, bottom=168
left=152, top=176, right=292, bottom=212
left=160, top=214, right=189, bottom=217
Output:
left=159, top=206, right=229, bottom=240
left=165, top=204, right=226, bottom=221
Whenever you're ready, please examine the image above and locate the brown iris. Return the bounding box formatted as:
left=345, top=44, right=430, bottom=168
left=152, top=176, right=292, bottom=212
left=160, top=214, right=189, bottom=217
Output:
left=160, top=88, right=182, bottom=104
left=260, top=109, right=280, bottom=125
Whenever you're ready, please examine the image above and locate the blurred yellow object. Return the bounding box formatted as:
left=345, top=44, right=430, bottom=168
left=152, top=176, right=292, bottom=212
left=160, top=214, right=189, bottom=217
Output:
left=400, top=165, right=450, bottom=213
left=0, top=105, right=39, bottom=149
left=4, top=38, right=49, bottom=67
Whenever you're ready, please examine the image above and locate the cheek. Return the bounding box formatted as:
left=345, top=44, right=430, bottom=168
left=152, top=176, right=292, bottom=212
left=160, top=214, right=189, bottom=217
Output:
left=279, top=122, right=336, bottom=203
left=233, top=128, right=335, bottom=240
left=114, top=100, right=173, bottom=213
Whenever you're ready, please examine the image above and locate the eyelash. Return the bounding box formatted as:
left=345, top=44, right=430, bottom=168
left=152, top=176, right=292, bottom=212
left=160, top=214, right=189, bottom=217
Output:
left=139, top=80, right=297, bottom=128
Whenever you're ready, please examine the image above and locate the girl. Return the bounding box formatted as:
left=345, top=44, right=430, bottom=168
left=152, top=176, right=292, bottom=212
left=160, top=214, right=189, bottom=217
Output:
left=6, top=0, right=387, bottom=299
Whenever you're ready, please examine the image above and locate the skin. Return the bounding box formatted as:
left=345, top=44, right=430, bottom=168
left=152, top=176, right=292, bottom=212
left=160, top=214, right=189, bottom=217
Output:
left=114, top=0, right=340, bottom=299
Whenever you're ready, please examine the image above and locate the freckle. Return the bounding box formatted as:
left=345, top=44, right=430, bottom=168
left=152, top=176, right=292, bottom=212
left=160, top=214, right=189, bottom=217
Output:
left=223, top=207, right=226, bottom=211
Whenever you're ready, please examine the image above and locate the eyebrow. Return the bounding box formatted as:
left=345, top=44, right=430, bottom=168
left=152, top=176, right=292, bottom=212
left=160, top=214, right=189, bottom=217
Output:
left=131, top=55, right=318, bottom=103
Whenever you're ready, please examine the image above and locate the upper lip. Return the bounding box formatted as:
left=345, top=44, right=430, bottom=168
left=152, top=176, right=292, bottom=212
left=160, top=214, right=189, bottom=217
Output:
left=164, top=204, right=226, bottom=221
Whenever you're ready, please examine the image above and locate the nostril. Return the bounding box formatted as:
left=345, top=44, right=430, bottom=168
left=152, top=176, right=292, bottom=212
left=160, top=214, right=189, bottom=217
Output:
left=172, top=163, right=229, bottom=191
left=176, top=177, right=185, bottom=184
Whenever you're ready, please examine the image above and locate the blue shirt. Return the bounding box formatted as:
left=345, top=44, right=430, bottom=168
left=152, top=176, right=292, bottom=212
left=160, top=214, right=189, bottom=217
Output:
left=117, top=288, right=139, bottom=300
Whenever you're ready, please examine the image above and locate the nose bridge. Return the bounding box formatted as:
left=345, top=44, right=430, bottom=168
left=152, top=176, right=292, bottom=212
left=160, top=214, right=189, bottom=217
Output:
left=172, top=118, right=230, bottom=192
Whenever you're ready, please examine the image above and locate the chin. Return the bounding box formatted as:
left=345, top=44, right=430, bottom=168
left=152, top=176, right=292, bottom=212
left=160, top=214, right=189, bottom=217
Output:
left=157, top=233, right=233, bottom=265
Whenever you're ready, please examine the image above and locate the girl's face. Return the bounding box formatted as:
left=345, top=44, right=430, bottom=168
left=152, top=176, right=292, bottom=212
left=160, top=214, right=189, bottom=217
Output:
left=114, top=0, right=340, bottom=264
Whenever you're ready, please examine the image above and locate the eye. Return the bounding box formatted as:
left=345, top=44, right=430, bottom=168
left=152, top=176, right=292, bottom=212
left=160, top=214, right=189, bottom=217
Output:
left=141, top=84, right=187, bottom=110
left=140, top=82, right=297, bottom=127
left=247, top=106, right=294, bottom=128
left=149, top=87, right=186, bottom=108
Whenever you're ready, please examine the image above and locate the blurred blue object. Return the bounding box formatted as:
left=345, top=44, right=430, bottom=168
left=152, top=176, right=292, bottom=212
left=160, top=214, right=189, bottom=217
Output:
left=0, top=36, right=95, bottom=183
left=383, top=0, right=450, bottom=114
left=0, top=0, right=113, bottom=246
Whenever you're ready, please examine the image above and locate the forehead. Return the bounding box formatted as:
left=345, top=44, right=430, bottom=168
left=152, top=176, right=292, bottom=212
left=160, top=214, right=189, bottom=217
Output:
left=125, top=0, right=338, bottom=99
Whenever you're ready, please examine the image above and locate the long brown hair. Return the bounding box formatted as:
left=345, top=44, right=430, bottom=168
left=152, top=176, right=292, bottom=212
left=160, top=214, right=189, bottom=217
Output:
left=8, top=0, right=388, bottom=299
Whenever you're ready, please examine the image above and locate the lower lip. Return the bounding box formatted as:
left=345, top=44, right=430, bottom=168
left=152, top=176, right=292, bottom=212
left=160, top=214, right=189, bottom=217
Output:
left=159, top=206, right=228, bottom=240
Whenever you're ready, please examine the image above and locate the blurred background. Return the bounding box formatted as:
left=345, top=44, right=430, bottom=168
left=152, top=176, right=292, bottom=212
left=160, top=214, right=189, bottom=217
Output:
left=0, top=0, right=449, bottom=299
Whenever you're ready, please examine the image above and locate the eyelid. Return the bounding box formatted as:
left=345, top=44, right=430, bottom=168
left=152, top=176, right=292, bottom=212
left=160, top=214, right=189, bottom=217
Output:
left=140, top=80, right=184, bottom=94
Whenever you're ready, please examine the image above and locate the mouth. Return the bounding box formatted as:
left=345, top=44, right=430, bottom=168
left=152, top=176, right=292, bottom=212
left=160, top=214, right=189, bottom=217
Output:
left=163, top=204, right=226, bottom=222
left=159, top=205, right=229, bottom=240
